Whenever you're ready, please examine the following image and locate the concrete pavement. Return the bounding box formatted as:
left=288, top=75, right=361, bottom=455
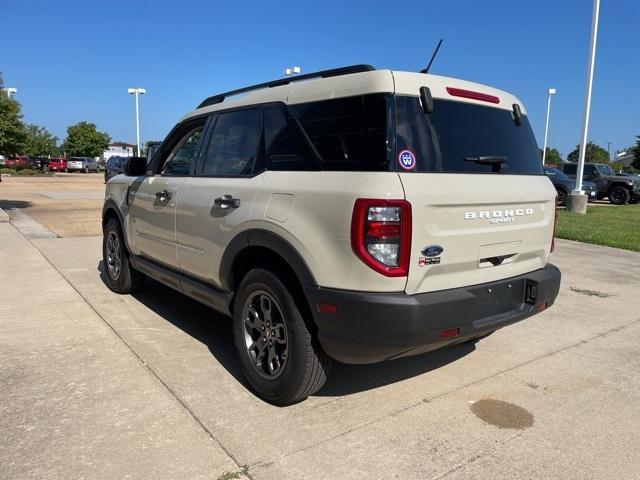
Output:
left=2, top=215, right=640, bottom=479
left=0, top=223, right=244, bottom=480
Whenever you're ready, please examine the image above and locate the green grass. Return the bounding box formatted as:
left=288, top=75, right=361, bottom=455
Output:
left=556, top=205, right=640, bottom=252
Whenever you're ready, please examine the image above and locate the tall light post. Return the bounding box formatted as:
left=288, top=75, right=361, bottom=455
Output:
left=568, top=0, right=600, bottom=214
left=127, top=88, right=146, bottom=156
left=541, top=88, right=556, bottom=164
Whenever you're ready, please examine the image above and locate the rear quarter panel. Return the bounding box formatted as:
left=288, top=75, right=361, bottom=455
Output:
left=252, top=171, right=407, bottom=292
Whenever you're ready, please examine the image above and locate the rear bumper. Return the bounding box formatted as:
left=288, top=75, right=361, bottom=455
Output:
left=304, top=264, right=561, bottom=364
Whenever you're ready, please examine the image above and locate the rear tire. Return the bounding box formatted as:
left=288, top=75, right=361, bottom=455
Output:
left=102, top=218, right=145, bottom=293
left=232, top=268, right=332, bottom=405
left=608, top=186, right=630, bottom=205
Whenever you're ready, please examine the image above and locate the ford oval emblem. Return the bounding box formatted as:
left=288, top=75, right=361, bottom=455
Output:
left=421, top=245, right=443, bottom=257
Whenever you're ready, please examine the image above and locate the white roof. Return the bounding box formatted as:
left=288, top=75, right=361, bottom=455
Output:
left=182, top=69, right=526, bottom=122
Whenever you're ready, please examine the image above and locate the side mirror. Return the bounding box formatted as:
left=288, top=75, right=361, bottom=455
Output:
left=123, top=157, right=147, bottom=176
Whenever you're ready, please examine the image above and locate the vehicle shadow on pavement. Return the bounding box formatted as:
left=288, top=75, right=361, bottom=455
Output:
left=98, top=262, right=476, bottom=398
left=0, top=199, right=33, bottom=210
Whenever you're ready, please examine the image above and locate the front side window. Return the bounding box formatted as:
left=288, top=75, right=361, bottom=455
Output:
left=596, top=164, right=614, bottom=175
left=160, top=125, right=204, bottom=176
left=396, top=96, right=543, bottom=174
left=200, top=108, right=261, bottom=176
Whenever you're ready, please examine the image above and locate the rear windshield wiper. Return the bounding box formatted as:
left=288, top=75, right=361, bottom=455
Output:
left=463, top=156, right=508, bottom=173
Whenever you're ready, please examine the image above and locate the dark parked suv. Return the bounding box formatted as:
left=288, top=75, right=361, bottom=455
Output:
left=557, top=162, right=640, bottom=204
left=104, top=156, right=127, bottom=182
left=544, top=166, right=596, bottom=206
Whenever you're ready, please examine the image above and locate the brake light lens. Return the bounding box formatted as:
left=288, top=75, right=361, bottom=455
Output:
left=351, top=199, right=411, bottom=277
left=446, top=87, right=500, bottom=104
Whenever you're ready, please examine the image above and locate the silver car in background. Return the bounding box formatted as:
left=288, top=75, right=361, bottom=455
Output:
left=67, top=157, right=99, bottom=173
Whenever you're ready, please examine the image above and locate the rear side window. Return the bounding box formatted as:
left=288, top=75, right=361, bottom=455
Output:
left=396, top=96, right=543, bottom=174
left=290, top=94, right=391, bottom=171
left=561, top=164, right=577, bottom=175
left=264, top=105, right=317, bottom=171
left=200, top=108, right=261, bottom=176
left=263, top=95, right=392, bottom=172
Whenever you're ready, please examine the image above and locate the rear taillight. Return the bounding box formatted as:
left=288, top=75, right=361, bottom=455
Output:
left=351, top=199, right=411, bottom=277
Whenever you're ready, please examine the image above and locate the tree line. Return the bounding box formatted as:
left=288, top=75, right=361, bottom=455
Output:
left=1, top=73, right=111, bottom=158
left=542, top=139, right=640, bottom=172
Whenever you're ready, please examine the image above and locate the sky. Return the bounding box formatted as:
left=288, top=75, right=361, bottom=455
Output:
left=3, top=0, right=638, bottom=158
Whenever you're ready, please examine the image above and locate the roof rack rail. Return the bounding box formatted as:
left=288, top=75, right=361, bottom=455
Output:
left=197, top=64, right=375, bottom=109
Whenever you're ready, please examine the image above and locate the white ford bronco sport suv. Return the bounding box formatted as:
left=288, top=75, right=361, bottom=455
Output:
left=102, top=65, right=561, bottom=405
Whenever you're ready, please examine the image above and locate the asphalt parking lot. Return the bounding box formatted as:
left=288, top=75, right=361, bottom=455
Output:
left=2, top=175, right=640, bottom=479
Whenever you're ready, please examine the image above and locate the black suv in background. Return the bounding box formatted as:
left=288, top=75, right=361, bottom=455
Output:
left=104, top=156, right=127, bottom=182
left=544, top=166, right=596, bottom=206
left=558, top=162, right=640, bottom=204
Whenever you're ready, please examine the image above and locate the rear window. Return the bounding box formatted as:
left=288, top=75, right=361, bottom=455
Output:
left=395, top=96, right=543, bottom=175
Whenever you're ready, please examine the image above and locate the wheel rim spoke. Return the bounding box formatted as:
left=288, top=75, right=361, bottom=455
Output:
left=105, top=231, right=122, bottom=280
left=242, top=290, right=288, bottom=379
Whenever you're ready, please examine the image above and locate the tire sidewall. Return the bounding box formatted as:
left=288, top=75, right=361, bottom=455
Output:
left=609, top=187, right=630, bottom=205
left=232, top=268, right=313, bottom=404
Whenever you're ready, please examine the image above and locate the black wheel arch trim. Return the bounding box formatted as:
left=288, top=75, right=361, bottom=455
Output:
left=219, top=229, right=317, bottom=291
left=102, top=199, right=132, bottom=253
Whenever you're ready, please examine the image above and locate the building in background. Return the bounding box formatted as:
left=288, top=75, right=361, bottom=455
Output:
left=615, top=151, right=634, bottom=170
left=100, top=142, right=135, bottom=163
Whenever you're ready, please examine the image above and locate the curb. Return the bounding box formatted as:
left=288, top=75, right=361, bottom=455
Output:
left=0, top=208, right=9, bottom=223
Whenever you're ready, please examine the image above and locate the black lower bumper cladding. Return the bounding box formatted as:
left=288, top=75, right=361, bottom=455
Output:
left=304, top=264, right=561, bottom=364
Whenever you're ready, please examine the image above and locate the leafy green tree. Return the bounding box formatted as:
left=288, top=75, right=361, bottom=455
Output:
left=632, top=136, right=640, bottom=171
left=0, top=87, right=27, bottom=156
left=23, top=124, right=58, bottom=157
left=539, top=147, right=562, bottom=165
left=567, top=142, right=610, bottom=164
left=62, top=121, right=110, bottom=158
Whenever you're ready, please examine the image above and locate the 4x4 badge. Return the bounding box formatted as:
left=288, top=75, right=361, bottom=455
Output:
left=421, top=245, right=443, bottom=257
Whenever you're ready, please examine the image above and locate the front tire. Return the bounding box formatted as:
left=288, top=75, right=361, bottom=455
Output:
left=556, top=188, right=568, bottom=206
left=233, top=268, right=332, bottom=405
left=608, top=186, right=630, bottom=205
left=102, top=218, right=145, bottom=293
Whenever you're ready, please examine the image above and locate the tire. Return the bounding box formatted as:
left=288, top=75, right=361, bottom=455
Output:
left=608, top=186, right=630, bottom=205
left=84, top=167, right=88, bottom=173
left=555, top=188, right=568, bottom=206
left=102, top=218, right=145, bottom=293
left=232, top=268, right=332, bottom=405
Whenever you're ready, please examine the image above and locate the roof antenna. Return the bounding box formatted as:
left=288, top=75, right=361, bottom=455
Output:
left=420, top=38, right=443, bottom=74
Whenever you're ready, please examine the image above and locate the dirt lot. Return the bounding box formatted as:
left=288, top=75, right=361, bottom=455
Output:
left=0, top=173, right=104, bottom=237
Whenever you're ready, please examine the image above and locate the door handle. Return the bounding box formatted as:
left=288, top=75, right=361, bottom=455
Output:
left=213, top=194, right=241, bottom=209
left=155, top=189, right=171, bottom=202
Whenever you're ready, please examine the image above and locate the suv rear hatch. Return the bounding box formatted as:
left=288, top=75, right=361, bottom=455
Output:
left=393, top=81, right=556, bottom=295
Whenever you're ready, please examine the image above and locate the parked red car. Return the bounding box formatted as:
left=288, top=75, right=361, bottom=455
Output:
left=4, top=156, right=30, bottom=169
left=48, top=158, right=68, bottom=172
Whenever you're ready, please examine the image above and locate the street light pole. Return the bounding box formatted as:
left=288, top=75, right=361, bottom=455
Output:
left=542, top=88, right=556, bottom=164
left=569, top=0, right=600, bottom=214
left=127, top=88, right=146, bottom=156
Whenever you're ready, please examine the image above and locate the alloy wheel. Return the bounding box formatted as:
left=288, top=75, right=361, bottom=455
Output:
left=106, top=231, right=122, bottom=280
left=242, top=291, right=289, bottom=379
